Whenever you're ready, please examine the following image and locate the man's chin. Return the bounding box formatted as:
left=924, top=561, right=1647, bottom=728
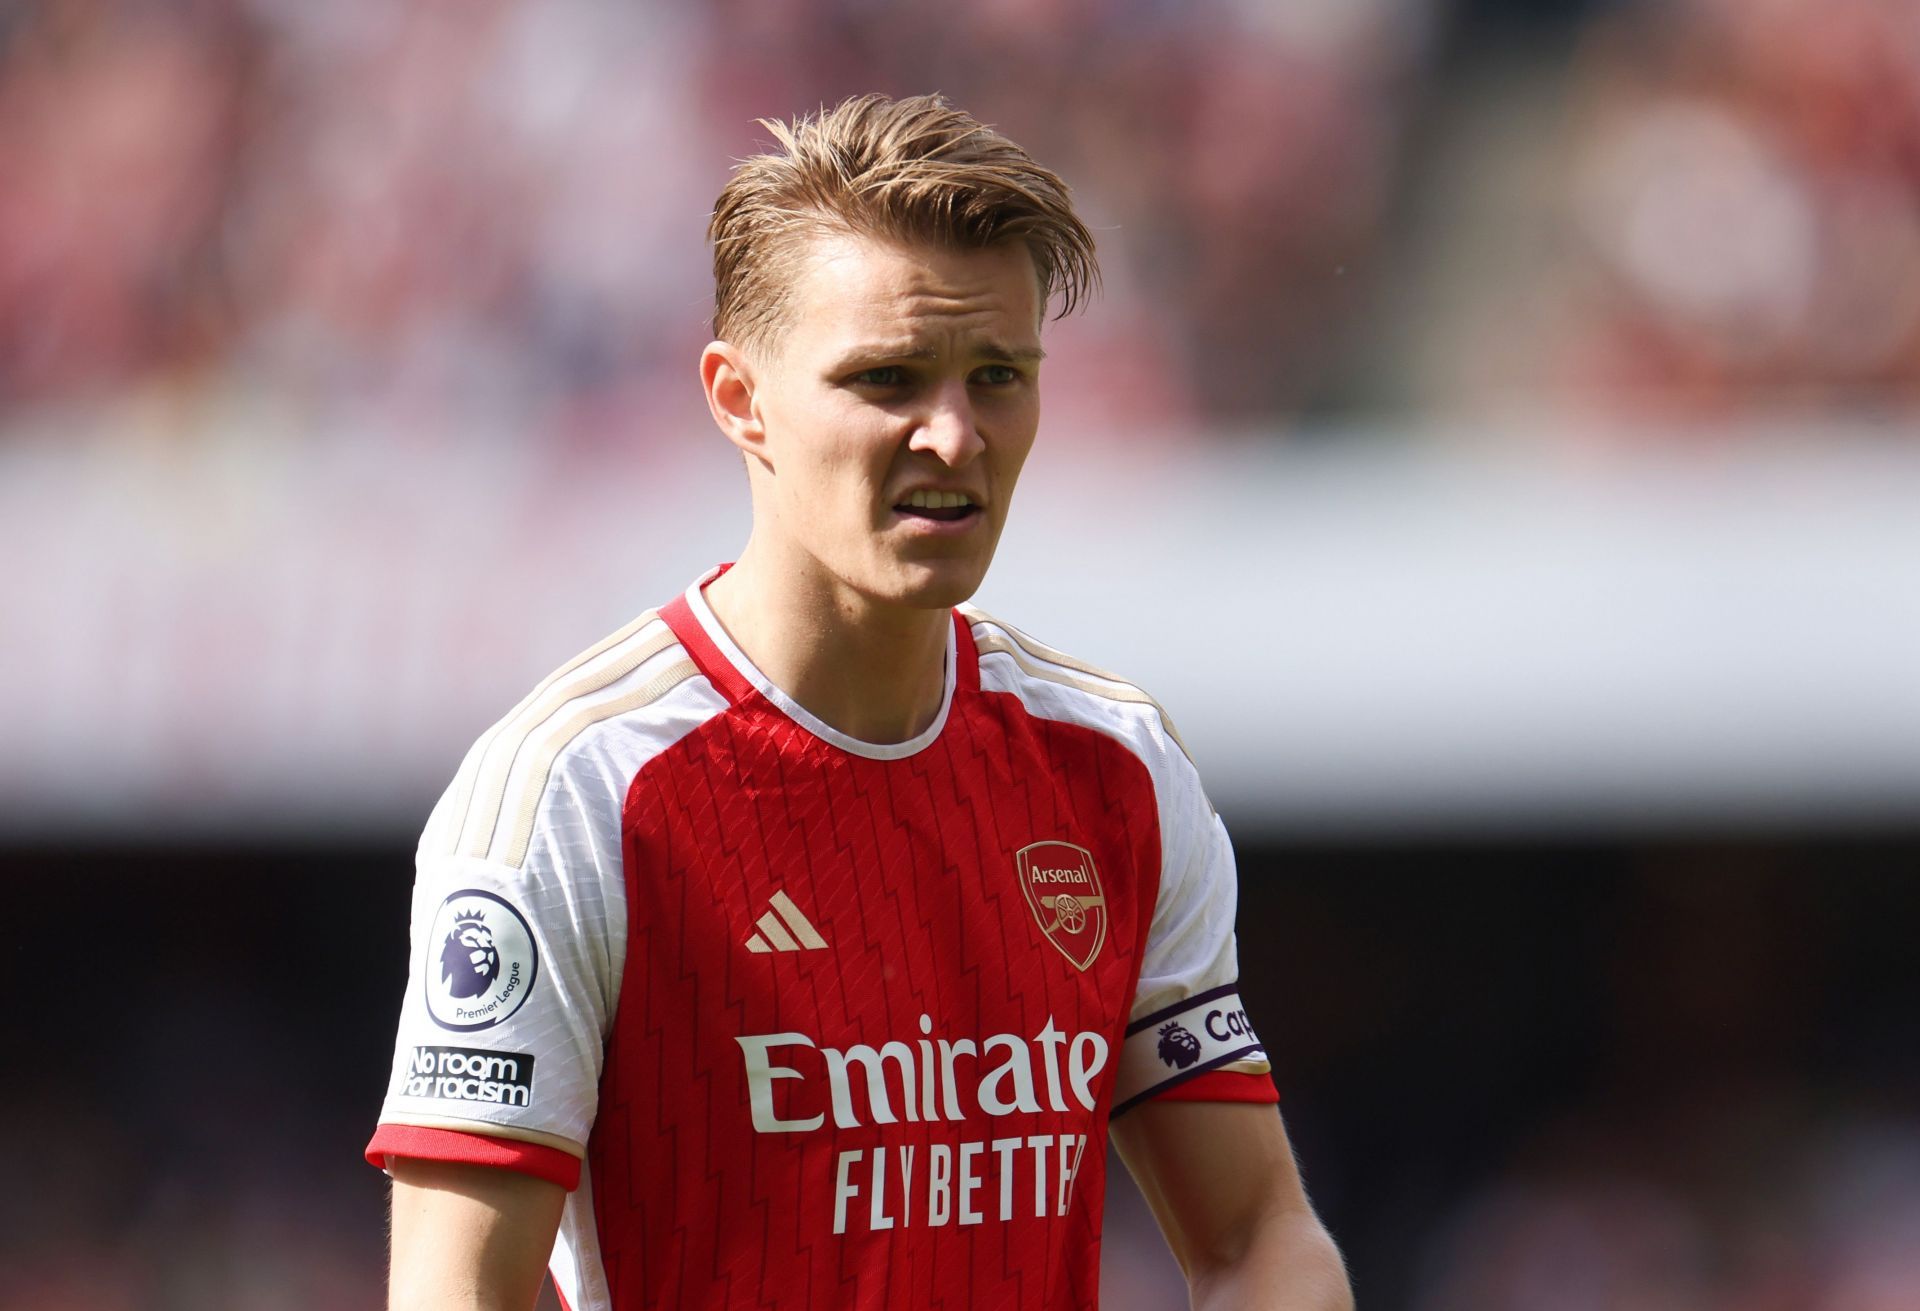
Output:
left=873, top=557, right=991, bottom=613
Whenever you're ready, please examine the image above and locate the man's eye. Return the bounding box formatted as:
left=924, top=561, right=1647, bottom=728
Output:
left=852, top=366, right=906, bottom=386
left=975, top=365, right=1020, bottom=385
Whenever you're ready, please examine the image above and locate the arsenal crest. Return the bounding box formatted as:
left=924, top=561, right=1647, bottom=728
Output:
left=1015, top=840, right=1107, bottom=971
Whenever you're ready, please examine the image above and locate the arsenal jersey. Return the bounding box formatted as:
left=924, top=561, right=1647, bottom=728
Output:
left=368, top=568, right=1276, bottom=1310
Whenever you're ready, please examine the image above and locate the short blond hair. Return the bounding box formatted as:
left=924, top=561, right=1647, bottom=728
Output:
left=708, top=93, right=1098, bottom=351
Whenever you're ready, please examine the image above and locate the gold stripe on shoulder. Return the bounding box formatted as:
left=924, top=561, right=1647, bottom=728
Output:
left=961, top=604, right=1133, bottom=688
left=445, top=609, right=665, bottom=856
left=452, top=612, right=672, bottom=860
left=968, top=616, right=1200, bottom=770
left=494, top=658, right=702, bottom=870
left=376, top=1114, right=585, bottom=1159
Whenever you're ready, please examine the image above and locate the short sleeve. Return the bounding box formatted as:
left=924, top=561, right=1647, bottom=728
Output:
left=365, top=767, right=627, bottom=1191
left=1111, top=752, right=1277, bottom=1116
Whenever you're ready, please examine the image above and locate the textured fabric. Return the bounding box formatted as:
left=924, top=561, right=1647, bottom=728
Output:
left=369, top=569, right=1275, bottom=1310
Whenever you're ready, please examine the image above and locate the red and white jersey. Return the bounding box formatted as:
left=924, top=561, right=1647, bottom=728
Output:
left=368, top=568, right=1276, bottom=1311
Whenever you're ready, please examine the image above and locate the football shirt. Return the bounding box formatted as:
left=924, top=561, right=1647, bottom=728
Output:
left=369, top=568, right=1275, bottom=1310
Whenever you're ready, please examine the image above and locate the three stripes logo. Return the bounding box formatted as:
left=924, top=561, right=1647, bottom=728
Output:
left=744, top=890, right=829, bottom=954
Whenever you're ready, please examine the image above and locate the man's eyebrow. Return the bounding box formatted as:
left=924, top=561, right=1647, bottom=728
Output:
left=828, top=341, right=1047, bottom=369
left=977, top=342, right=1047, bottom=364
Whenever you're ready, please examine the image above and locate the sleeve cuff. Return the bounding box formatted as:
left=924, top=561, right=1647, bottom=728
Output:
left=1146, top=1068, right=1279, bottom=1107
left=366, top=1123, right=583, bottom=1191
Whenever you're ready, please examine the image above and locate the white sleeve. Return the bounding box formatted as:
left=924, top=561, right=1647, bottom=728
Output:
left=372, top=764, right=627, bottom=1161
left=1112, top=752, right=1272, bottom=1114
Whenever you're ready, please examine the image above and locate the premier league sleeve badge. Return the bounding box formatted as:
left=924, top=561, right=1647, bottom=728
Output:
left=423, top=889, right=541, bottom=1032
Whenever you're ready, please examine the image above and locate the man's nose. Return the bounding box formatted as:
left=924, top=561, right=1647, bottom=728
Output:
left=908, top=379, right=986, bottom=465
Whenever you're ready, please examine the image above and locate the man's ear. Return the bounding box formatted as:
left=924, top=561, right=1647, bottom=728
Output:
left=701, top=341, right=770, bottom=468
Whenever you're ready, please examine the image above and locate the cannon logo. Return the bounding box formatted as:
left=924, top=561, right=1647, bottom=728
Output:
left=1015, top=840, right=1106, bottom=971
left=424, top=890, right=539, bottom=1032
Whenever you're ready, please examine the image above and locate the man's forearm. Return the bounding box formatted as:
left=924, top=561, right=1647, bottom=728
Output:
left=1188, top=1207, right=1353, bottom=1311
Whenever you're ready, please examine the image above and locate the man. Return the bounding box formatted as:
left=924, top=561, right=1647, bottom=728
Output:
left=369, top=93, right=1350, bottom=1311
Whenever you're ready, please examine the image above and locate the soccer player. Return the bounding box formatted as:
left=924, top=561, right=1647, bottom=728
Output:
left=369, top=94, right=1351, bottom=1311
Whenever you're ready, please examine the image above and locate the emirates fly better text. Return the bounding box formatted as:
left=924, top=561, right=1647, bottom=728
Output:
left=736, top=1015, right=1107, bottom=1235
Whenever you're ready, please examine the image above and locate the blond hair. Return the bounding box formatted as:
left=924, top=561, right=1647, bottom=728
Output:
left=708, top=93, right=1098, bottom=351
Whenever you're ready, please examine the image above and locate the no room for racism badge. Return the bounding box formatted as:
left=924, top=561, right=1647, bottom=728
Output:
left=424, top=889, right=539, bottom=1032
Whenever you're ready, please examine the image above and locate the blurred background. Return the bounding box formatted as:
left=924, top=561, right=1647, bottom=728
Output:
left=4, top=0, right=1918, bottom=1306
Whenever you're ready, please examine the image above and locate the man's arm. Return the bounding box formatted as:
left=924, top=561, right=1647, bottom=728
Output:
left=1111, top=1100, right=1353, bottom=1311
left=387, top=1157, right=566, bottom=1311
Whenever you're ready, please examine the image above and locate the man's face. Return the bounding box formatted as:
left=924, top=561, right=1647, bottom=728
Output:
left=738, top=233, right=1044, bottom=612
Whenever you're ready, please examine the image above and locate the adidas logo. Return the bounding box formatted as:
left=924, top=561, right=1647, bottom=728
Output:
left=745, top=890, right=828, bottom=954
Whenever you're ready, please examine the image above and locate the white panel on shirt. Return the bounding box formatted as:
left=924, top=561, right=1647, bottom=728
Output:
left=966, top=610, right=1271, bottom=1114
left=375, top=641, right=726, bottom=1158
left=550, top=1163, right=608, bottom=1311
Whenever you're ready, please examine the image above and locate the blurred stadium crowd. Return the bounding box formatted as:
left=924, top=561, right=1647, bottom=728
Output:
left=1413, top=1105, right=1920, bottom=1311
left=0, top=0, right=1420, bottom=438
left=1533, top=0, right=1920, bottom=415
left=2, top=0, right=1915, bottom=443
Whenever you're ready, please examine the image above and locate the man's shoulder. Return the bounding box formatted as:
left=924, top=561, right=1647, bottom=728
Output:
left=960, top=603, right=1198, bottom=772
left=427, top=608, right=729, bottom=869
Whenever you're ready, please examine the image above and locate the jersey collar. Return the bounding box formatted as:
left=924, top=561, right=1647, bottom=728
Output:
left=667, top=566, right=962, bottom=761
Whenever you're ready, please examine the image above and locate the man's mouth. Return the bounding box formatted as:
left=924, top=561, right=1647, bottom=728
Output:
left=894, top=489, right=981, bottom=523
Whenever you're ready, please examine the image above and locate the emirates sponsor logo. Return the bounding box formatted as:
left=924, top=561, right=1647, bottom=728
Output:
left=828, top=1134, right=1091, bottom=1236
left=1015, top=840, right=1107, bottom=970
left=736, top=1015, right=1109, bottom=1236
left=735, top=1014, right=1109, bottom=1134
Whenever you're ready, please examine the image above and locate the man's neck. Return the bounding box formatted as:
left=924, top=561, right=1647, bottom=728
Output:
left=702, top=547, right=951, bottom=745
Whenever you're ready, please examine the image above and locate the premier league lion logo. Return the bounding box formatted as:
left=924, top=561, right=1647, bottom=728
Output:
left=424, top=889, right=538, bottom=1032
left=440, top=909, right=499, bottom=999
left=1157, top=1021, right=1202, bottom=1070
